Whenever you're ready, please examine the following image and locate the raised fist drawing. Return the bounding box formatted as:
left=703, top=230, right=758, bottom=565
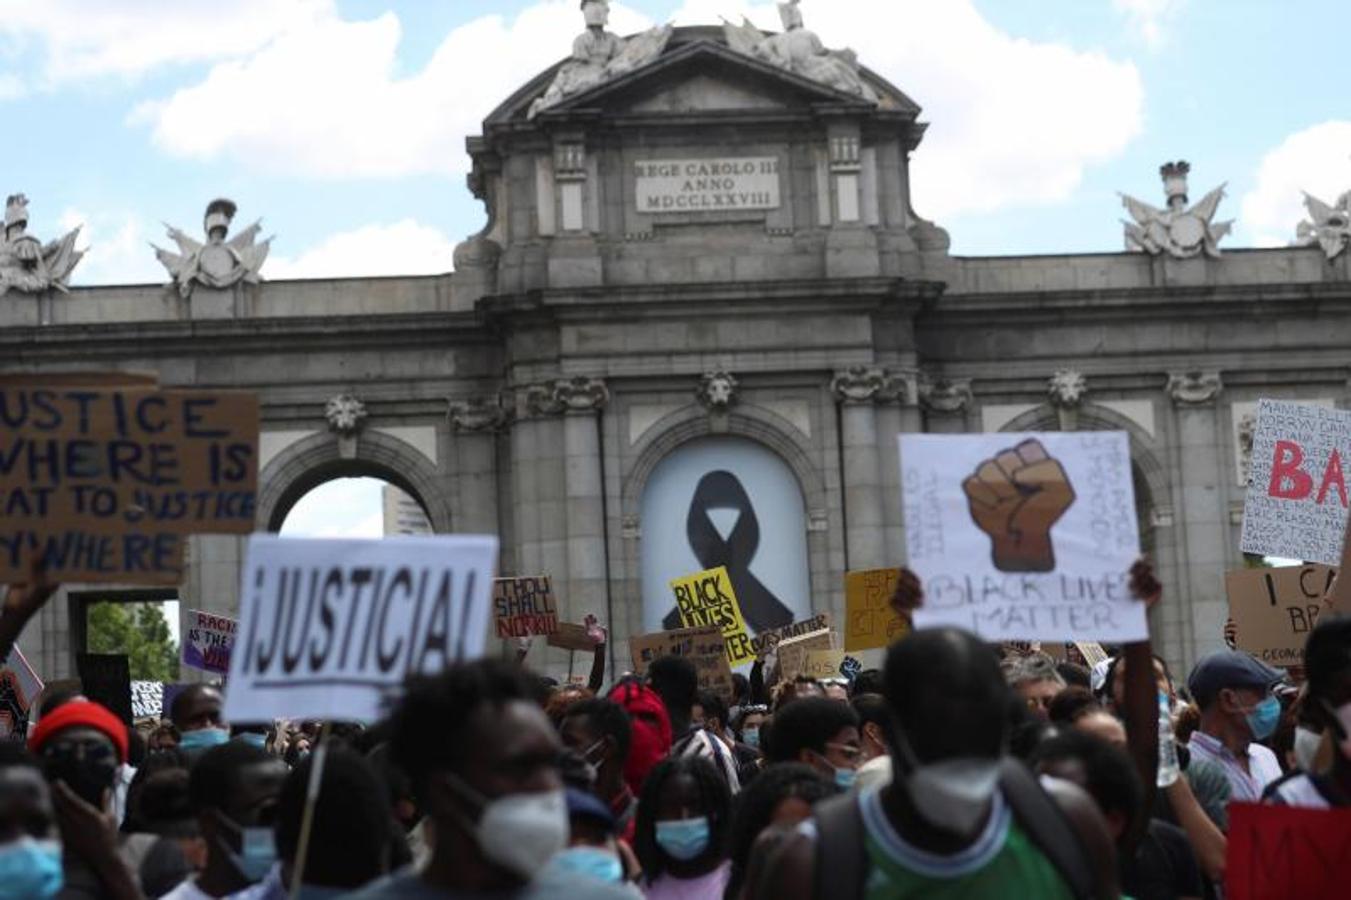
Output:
left=963, top=439, right=1076, bottom=572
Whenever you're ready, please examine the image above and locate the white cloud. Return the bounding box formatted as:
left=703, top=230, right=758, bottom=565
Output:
left=0, top=0, right=331, bottom=89
left=1112, top=0, right=1182, bottom=46
left=280, top=477, right=388, bottom=538
left=56, top=208, right=165, bottom=286
left=268, top=219, right=458, bottom=279
left=1240, top=121, right=1351, bottom=247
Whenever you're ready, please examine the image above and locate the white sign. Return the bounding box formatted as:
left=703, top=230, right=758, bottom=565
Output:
left=635, top=157, right=780, bottom=214
left=131, top=681, right=163, bottom=719
left=222, top=534, right=498, bottom=724
left=900, top=432, right=1145, bottom=642
left=1240, top=399, right=1351, bottom=565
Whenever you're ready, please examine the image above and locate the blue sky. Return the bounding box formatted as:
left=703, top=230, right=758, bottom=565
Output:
left=0, top=0, right=1348, bottom=287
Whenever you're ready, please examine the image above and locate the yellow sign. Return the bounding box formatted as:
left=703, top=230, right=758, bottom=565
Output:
left=844, top=568, right=911, bottom=651
left=669, top=566, right=755, bottom=666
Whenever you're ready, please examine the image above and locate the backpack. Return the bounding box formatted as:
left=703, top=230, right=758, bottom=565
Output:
left=607, top=679, right=672, bottom=795
left=812, top=758, right=1095, bottom=900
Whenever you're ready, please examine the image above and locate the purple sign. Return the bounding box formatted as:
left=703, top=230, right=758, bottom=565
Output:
left=182, top=609, right=237, bottom=675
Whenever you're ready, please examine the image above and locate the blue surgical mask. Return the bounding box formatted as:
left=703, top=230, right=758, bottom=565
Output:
left=654, top=816, right=710, bottom=862
left=0, top=837, right=63, bottom=900
left=235, top=733, right=268, bottom=750
left=742, top=728, right=760, bottom=749
left=1244, top=695, right=1282, bottom=741
left=180, top=728, right=230, bottom=751
left=214, top=811, right=277, bottom=883
left=550, top=846, right=625, bottom=884
left=834, top=766, right=858, bottom=790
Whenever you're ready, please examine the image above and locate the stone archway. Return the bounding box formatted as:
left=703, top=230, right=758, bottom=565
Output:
left=255, top=431, right=453, bottom=534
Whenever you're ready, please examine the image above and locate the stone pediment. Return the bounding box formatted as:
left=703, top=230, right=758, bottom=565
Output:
left=484, top=30, right=919, bottom=127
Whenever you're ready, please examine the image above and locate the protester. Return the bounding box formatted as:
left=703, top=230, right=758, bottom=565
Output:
left=648, top=658, right=740, bottom=792
left=692, top=691, right=732, bottom=751
left=560, top=698, right=639, bottom=840
left=762, top=698, right=861, bottom=790
left=347, top=659, right=632, bottom=898
left=724, top=763, right=836, bottom=900
left=819, top=680, right=849, bottom=703
left=1047, top=687, right=1101, bottom=728
left=633, top=757, right=732, bottom=900
left=160, top=741, right=287, bottom=899
left=731, top=707, right=766, bottom=754
left=169, top=688, right=229, bottom=759
left=148, top=726, right=181, bottom=754
left=547, top=788, right=641, bottom=893
left=1264, top=615, right=1351, bottom=807
left=1004, top=654, right=1066, bottom=723
left=850, top=694, right=891, bottom=791
left=0, top=742, right=63, bottom=900
left=1185, top=649, right=1285, bottom=802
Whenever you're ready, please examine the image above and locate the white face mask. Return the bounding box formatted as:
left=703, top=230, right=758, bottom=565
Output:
left=447, top=775, right=568, bottom=880
left=894, top=730, right=1002, bottom=837
left=1325, top=701, right=1351, bottom=761
left=1294, top=726, right=1325, bottom=773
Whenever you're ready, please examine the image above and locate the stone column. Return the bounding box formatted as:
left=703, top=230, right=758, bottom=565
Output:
left=555, top=377, right=611, bottom=632
left=1167, top=371, right=1228, bottom=671
left=448, top=398, right=510, bottom=538
left=877, top=370, right=920, bottom=565
left=833, top=367, right=888, bottom=571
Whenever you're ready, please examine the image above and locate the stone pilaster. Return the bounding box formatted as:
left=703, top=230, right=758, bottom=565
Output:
left=832, top=367, right=888, bottom=571
left=555, top=378, right=611, bottom=634
left=448, top=397, right=511, bottom=537
left=876, top=369, right=920, bottom=565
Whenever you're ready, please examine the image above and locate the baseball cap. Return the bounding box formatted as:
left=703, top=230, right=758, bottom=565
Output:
left=1187, top=650, right=1283, bottom=709
left=565, top=787, right=616, bottom=833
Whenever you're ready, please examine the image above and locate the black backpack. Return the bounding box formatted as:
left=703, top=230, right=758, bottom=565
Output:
left=812, top=758, right=1096, bottom=899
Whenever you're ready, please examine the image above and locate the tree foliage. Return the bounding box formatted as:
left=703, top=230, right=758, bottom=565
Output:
left=86, top=602, right=180, bottom=682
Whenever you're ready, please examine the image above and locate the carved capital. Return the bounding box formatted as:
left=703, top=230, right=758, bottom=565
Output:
left=697, top=371, right=739, bottom=412
left=324, top=394, right=368, bottom=436
left=553, top=376, right=610, bottom=414
left=1047, top=369, right=1088, bottom=409
left=919, top=374, right=973, bottom=415
left=831, top=366, right=888, bottom=405
left=1167, top=371, right=1223, bottom=407
left=448, top=396, right=511, bottom=433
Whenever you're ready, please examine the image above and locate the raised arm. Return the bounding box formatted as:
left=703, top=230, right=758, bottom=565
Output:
left=0, top=554, right=57, bottom=663
left=1120, top=559, right=1162, bottom=855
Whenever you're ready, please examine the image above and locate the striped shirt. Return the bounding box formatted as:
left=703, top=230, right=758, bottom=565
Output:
left=1188, top=731, right=1282, bottom=803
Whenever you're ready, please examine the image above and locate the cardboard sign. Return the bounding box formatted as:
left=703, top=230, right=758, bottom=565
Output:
left=76, top=653, right=133, bottom=727
left=492, top=576, right=559, bottom=638
left=775, top=629, right=835, bottom=681
left=900, top=432, right=1145, bottom=642
left=844, top=568, right=911, bottom=651
left=669, top=566, right=755, bottom=666
left=0, top=380, right=259, bottom=583
left=750, top=613, right=832, bottom=659
left=183, top=609, right=238, bottom=675
left=547, top=622, right=599, bottom=652
left=1240, top=400, right=1351, bottom=565
left=131, top=681, right=163, bottom=720
left=1225, top=565, right=1339, bottom=667
left=802, top=649, right=862, bottom=682
left=222, top=534, right=499, bottom=724
left=629, top=625, right=734, bottom=701
left=0, top=646, right=42, bottom=740
left=1226, top=802, right=1351, bottom=900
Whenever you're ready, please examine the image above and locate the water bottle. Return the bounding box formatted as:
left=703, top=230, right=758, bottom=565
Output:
left=1157, top=690, right=1180, bottom=788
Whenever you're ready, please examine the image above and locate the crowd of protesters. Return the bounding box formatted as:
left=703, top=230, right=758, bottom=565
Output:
left=0, top=552, right=1347, bottom=900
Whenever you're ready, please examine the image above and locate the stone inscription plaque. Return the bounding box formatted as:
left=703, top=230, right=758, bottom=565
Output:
left=635, top=157, right=780, bottom=213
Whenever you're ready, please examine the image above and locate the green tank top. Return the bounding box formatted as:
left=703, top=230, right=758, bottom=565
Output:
left=857, top=787, right=1075, bottom=900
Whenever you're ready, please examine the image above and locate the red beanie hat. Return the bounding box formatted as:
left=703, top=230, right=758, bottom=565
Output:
left=28, top=700, right=129, bottom=764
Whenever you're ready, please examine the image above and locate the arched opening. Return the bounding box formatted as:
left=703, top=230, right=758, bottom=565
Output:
left=278, top=471, right=433, bottom=538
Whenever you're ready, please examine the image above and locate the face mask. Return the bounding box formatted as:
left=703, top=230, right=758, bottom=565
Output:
left=1294, top=726, right=1325, bottom=772
left=550, top=846, right=624, bottom=884
left=1324, top=700, right=1351, bottom=760
left=655, top=816, right=710, bottom=862
left=0, top=837, right=63, bottom=900
left=903, top=756, right=1002, bottom=837
left=742, top=728, right=760, bottom=749
left=1242, top=695, right=1282, bottom=742
left=214, top=812, right=277, bottom=883
left=180, top=728, right=230, bottom=751
left=447, top=774, right=568, bottom=880
left=236, top=733, right=268, bottom=750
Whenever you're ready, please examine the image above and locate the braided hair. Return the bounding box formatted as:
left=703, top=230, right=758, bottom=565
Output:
left=633, top=756, right=731, bottom=881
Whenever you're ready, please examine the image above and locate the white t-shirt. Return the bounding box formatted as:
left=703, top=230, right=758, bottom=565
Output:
left=159, top=877, right=217, bottom=900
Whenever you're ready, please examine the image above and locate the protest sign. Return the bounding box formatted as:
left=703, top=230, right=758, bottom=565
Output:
left=131, top=681, right=163, bottom=720
left=183, top=609, right=238, bottom=675
left=1075, top=642, right=1108, bottom=668
left=629, top=626, right=734, bottom=701
left=76, top=653, right=133, bottom=727
left=1240, top=400, right=1351, bottom=565
left=222, top=534, right=499, bottom=724
left=844, top=568, right=911, bottom=651
left=547, top=622, right=599, bottom=652
left=0, top=379, right=260, bottom=583
left=802, top=649, right=864, bottom=682
left=670, top=566, right=755, bottom=666
left=492, top=576, right=558, bottom=638
left=900, top=432, right=1144, bottom=642
left=775, top=629, right=834, bottom=681
left=0, top=646, right=42, bottom=740
left=750, top=612, right=831, bottom=659
left=1225, top=565, right=1338, bottom=667
left=1226, top=803, right=1351, bottom=900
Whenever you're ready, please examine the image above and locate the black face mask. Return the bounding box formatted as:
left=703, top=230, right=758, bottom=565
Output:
left=42, top=740, right=119, bottom=808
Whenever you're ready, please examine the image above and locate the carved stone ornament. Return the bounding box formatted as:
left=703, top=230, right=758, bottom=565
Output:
left=1121, top=161, right=1232, bottom=259
left=831, top=366, right=887, bottom=404
left=154, top=198, right=272, bottom=298
left=1237, top=411, right=1257, bottom=485
left=0, top=193, right=84, bottom=295
left=697, top=371, right=739, bottom=411
left=919, top=375, right=973, bottom=415
left=1296, top=190, right=1351, bottom=260
left=524, top=377, right=610, bottom=417
left=1047, top=369, right=1088, bottom=409
left=528, top=2, right=673, bottom=118
left=1167, top=372, right=1223, bottom=407
left=325, top=394, right=368, bottom=436
left=723, top=1, right=877, bottom=102
left=448, top=396, right=511, bottom=432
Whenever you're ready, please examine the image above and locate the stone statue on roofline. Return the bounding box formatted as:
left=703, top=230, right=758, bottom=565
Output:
left=153, top=198, right=272, bottom=297
left=0, top=194, right=84, bottom=295
left=723, top=0, right=877, bottom=102
left=1297, top=190, right=1351, bottom=260
left=1121, top=161, right=1231, bottom=259
left=529, top=1, right=673, bottom=118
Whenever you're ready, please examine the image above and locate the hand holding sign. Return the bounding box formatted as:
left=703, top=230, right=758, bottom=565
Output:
left=584, top=614, right=607, bottom=647
left=1128, top=558, right=1162, bottom=610
left=889, top=568, right=924, bottom=616
left=963, top=439, right=1076, bottom=572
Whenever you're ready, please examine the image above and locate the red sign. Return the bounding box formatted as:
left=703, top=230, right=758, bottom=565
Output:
left=1226, top=802, right=1351, bottom=900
